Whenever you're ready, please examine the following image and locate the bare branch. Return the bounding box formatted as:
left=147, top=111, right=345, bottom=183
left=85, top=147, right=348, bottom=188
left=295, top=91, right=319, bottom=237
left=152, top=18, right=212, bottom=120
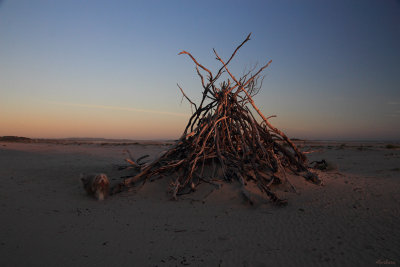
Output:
left=178, top=51, right=213, bottom=80
left=213, top=33, right=252, bottom=81
left=177, top=84, right=197, bottom=112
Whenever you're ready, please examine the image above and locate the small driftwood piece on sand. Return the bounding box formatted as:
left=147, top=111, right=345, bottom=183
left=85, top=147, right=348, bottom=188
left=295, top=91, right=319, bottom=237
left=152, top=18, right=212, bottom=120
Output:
left=112, top=33, right=321, bottom=205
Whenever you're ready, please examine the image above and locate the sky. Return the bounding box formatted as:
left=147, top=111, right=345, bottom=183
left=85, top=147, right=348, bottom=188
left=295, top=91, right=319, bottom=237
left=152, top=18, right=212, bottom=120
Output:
left=0, top=0, right=399, bottom=140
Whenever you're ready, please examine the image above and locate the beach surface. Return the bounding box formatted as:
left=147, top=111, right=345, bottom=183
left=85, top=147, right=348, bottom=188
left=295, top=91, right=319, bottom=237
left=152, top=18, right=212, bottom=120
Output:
left=0, top=140, right=399, bottom=266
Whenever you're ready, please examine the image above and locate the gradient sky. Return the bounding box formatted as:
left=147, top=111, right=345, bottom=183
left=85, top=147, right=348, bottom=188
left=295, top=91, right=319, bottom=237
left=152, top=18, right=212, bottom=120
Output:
left=0, top=0, right=399, bottom=140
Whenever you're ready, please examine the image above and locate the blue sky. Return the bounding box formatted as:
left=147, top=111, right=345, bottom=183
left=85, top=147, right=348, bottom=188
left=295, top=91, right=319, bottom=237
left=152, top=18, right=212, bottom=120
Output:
left=0, top=0, right=399, bottom=140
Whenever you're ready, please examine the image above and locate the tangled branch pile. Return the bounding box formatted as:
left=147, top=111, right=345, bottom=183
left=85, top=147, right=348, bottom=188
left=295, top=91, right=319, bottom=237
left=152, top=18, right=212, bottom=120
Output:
left=115, top=33, right=321, bottom=205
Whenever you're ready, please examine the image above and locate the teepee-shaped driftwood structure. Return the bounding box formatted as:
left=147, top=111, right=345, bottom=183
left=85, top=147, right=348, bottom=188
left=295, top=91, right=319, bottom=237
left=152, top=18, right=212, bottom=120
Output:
left=114, top=33, right=321, bottom=205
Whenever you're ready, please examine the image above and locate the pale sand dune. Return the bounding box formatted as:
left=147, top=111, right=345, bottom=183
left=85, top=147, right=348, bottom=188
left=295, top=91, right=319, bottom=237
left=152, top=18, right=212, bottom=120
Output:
left=0, top=141, right=399, bottom=266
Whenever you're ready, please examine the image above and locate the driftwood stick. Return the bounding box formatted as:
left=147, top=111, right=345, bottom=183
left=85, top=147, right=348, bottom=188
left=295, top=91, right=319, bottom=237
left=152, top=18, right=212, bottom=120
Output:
left=177, top=84, right=197, bottom=112
left=212, top=33, right=252, bottom=82
left=178, top=51, right=213, bottom=79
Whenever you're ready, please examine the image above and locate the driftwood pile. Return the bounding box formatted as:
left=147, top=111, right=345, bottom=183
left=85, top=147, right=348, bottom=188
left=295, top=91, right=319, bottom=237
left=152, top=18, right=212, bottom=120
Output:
left=113, top=33, right=321, bottom=205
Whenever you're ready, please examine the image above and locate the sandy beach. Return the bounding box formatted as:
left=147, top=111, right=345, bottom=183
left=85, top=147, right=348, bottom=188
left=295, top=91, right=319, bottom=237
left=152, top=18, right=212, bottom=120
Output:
left=0, top=140, right=399, bottom=266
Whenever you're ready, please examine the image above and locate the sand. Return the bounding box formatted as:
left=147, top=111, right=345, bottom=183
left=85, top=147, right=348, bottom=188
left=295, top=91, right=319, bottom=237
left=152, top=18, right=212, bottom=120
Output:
left=0, top=140, right=399, bottom=266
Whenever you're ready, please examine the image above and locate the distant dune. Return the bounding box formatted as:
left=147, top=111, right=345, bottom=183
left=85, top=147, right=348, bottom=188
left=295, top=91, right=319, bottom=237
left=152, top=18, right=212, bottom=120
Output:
left=0, top=136, right=176, bottom=146
left=0, top=136, right=32, bottom=142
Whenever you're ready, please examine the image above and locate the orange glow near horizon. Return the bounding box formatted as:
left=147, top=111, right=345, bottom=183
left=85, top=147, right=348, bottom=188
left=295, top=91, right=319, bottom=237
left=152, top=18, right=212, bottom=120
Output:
left=0, top=101, right=189, bottom=139
left=2, top=102, right=397, bottom=140
left=1, top=95, right=399, bottom=141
